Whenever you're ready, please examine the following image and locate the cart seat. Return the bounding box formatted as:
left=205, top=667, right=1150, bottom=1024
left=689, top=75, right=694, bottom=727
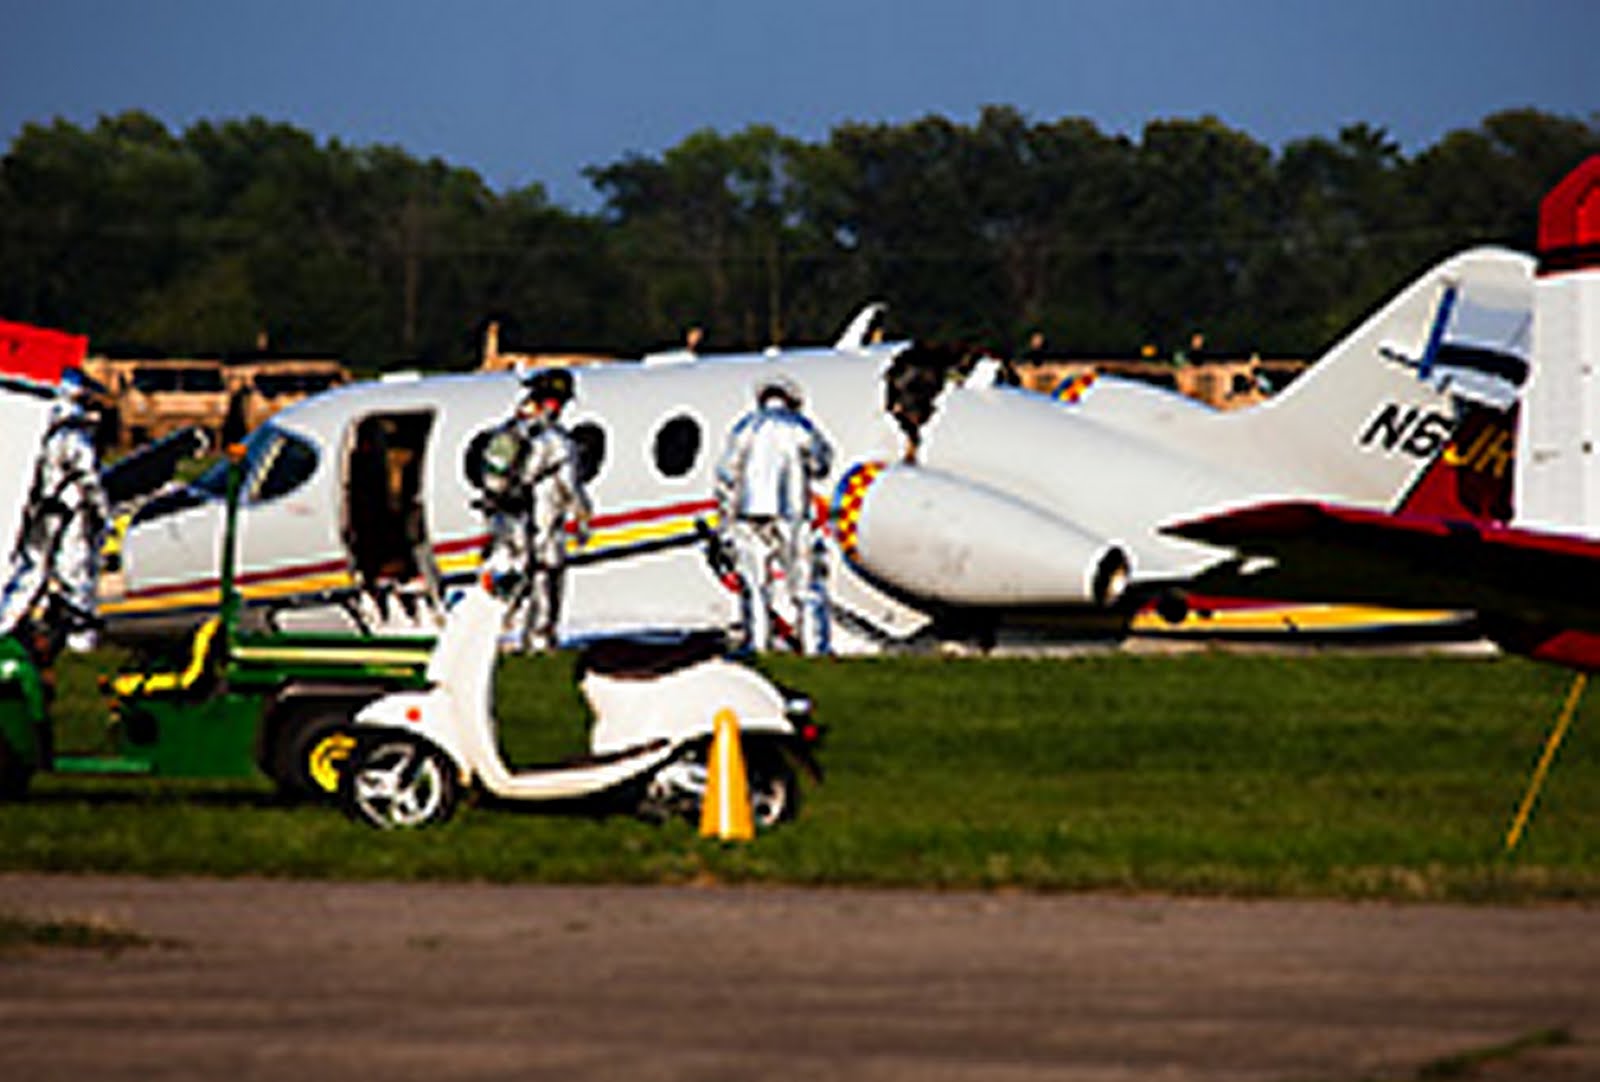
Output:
left=575, top=630, right=727, bottom=680
left=110, top=617, right=223, bottom=699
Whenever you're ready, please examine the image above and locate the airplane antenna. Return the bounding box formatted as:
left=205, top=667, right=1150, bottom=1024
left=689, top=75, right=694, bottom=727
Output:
left=835, top=303, right=887, bottom=352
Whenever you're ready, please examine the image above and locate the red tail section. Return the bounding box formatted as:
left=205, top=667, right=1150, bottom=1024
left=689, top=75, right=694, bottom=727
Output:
left=0, top=320, right=88, bottom=386
left=1393, top=403, right=1516, bottom=522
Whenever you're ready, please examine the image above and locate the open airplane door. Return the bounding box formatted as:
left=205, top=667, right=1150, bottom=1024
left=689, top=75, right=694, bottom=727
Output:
left=341, top=410, right=440, bottom=616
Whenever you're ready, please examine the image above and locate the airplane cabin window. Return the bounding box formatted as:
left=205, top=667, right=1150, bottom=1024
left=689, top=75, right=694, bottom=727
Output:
left=463, top=420, right=605, bottom=486
left=652, top=415, right=701, bottom=478
left=570, top=422, right=606, bottom=484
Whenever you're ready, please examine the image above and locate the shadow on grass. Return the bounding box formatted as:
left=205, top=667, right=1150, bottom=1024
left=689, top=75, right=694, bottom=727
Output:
left=13, top=786, right=306, bottom=811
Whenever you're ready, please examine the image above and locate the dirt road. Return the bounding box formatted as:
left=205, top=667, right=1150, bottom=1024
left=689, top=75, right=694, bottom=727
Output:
left=2, top=874, right=1596, bottom=1081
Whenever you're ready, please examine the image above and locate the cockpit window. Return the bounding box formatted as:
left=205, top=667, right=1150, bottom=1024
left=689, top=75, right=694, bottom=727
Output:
left=251, top=430, right=318, bottom=501
left=136, top=422, right=316, bottom=527
left=189, top=423, right=318, bottom=504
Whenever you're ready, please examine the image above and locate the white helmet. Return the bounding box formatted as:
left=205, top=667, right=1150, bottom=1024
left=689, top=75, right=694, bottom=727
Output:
left=755, top=372, right=802, bottom=408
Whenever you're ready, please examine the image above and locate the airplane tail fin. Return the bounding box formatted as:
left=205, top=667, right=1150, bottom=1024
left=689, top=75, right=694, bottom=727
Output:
left=834, top=303, right=887, bottom=351
left=1231, top=246, right=1533, bottom=511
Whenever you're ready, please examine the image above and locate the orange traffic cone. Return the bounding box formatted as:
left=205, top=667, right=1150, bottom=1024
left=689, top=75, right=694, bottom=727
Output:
left=699, top=707, right=754, bottom=842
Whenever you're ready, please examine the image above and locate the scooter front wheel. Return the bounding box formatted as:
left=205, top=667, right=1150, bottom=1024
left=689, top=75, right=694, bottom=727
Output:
left=339, top=732, right=460, bottom=829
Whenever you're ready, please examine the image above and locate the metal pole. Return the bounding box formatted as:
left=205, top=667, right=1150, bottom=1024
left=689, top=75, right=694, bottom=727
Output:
left=1505, top=672, right=1587, bottom=853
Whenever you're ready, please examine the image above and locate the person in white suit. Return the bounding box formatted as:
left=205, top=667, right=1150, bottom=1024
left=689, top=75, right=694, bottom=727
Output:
left=714, top=374, right=834, bottom=654
left=0, top=370, right=110, bottom=651
left=479, top=368, right=592, bottom=651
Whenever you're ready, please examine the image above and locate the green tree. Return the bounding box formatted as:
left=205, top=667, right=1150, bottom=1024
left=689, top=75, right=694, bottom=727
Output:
left=0, top=112, right=207, bottom=341
left=1265, top=123, right=1414, bottom=350
left=4, top=107, right=1597, bottom=369
left=588, top=125, right=807, bottom=349
left=811, top=116, right=1007, bottom=343
left=1121, top=116, right=1276, bottom=353
left=1407, top=109, right=1600, bottom=260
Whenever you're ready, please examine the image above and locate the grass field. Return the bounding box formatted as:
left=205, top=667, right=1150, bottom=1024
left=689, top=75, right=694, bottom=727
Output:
left=3, top=649, right=1598, bottom=901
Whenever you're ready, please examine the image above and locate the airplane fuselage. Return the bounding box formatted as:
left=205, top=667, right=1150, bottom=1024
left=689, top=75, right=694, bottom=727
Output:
left=109, top=247, right=1531, bottom=646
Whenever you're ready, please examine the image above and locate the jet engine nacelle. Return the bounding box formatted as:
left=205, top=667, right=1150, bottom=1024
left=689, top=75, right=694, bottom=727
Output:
left=843, top=464, right=1128, bottom=608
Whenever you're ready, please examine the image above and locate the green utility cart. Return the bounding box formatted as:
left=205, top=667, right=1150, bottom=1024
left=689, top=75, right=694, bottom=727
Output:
left=0, top=447, right=434, bottom=800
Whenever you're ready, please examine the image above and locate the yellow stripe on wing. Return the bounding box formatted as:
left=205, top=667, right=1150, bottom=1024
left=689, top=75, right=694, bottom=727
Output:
left=1130, top=603, right=1466, bottom=636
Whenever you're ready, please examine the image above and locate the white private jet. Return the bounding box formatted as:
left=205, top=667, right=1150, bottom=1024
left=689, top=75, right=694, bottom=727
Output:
left=103, top=246, right=1534, bottom=650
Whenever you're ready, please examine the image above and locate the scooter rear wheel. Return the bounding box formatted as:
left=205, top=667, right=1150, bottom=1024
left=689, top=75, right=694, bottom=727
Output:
left=340, top=732, right=459, bottom=829
left=636, top=740, right=800, bottom=829
left=747, top=743, right=800, bottom=829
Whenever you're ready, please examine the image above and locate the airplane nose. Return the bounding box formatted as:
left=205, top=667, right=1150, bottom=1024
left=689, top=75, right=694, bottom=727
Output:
left=834, top=463, right=1127, bottom=607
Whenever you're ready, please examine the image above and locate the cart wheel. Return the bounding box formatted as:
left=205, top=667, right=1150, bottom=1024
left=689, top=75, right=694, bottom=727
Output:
left=339, top=732, right=459, bottom=829
left=271, top=706, right=359, bottom=800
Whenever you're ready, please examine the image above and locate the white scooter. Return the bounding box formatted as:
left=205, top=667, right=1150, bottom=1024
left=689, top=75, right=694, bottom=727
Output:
left=337, top=585, right=823, bottom=829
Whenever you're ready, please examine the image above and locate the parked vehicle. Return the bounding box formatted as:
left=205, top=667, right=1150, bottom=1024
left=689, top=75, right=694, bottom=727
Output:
left=0, top=449, right=433, bottom=801
left=339, top=585, right=824, bottom=829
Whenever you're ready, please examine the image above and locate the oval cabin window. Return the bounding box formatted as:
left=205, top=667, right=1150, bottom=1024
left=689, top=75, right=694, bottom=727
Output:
left=652, top=414, right=701, bottom=478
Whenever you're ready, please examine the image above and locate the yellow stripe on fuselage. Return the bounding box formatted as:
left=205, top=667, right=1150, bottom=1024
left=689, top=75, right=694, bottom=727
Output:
left=585, top=517, right=701, bottom=552
left=105, top=512, right=708, bottom=622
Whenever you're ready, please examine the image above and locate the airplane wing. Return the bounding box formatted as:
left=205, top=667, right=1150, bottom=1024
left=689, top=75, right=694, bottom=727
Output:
left=1165, top=501, right=1600, bottom=645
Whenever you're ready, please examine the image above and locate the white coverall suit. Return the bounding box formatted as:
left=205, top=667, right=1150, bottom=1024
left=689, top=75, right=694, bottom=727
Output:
left=481, top=416, right=592, bottom=651
left=0, top=400, right=108, bottom=642
left=715, top=399, right=834, bottom=654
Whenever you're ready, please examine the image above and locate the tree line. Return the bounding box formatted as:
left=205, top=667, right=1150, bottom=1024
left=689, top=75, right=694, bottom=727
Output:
left=1, top=106, right=1596, bottom=372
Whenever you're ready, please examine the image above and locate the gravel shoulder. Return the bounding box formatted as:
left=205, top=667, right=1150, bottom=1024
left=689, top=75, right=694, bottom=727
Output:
left=3, top=874, right=1598, bottom=1081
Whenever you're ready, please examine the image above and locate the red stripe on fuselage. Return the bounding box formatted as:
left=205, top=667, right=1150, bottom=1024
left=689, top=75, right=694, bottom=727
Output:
left=126, top=498, right=722, bottom=599
left=124, top=556, right=352, bottom=601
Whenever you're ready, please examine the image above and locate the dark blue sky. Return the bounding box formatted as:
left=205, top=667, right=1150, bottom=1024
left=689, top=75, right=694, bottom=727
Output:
left=2, top=0, right=1595, bottom=210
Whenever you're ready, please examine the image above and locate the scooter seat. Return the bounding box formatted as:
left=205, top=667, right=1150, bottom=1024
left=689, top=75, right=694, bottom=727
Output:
left=575, top=630, right=728, bottom=680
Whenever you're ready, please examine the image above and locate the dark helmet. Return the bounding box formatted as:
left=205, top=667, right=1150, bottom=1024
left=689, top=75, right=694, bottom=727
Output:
left=60, top=366, right=108, bottom=402
left=520, top=367, right=575, bottom=405
left=50, top=367, right=108, bottom=427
